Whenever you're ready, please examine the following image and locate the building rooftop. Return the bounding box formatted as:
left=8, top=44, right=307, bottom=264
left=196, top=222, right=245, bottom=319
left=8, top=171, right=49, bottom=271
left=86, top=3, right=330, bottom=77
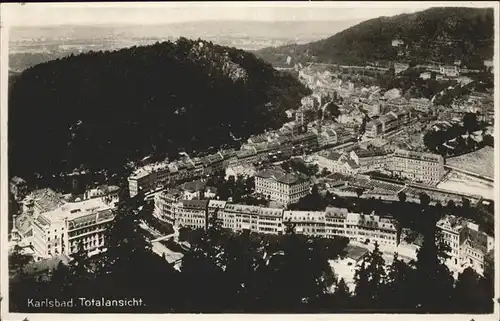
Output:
left=223, top=203, right=261, bottom=215
left=23, top=188, right=66, bottom=213
left=258, top=207, right=283, bottom=218
left=180, top=180, right=207, bottom=193
left=256, top=168, right=309, bottom=185
left=460, top=228, right=488, bottom=253
left=208, top=200, right=227, bottom=209
left=393, top=149, right=443, bottom=163
left=180, top=199, right=209, bottom=210
left=352, top=148, right=388, bottom=158
left=22, top=254, right=71, bottom=277
left=325, top=207, right=348, bottom=219
left=345, top=245, right=370, bottom=262
left=237, top=149, right=257, bottom=159
left=40, top=197, right=114, bottom=225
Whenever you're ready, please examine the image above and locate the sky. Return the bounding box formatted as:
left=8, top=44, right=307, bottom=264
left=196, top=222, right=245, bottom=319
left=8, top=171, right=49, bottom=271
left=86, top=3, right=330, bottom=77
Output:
left=2, top=2, right=494, bottom=27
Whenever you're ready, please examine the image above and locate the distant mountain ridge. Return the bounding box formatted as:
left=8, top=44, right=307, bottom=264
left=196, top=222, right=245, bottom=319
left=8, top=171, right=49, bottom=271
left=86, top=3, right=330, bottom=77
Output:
left=257, top=7, right=494, bottom=68
left=9, top=20, right=361, bottom=72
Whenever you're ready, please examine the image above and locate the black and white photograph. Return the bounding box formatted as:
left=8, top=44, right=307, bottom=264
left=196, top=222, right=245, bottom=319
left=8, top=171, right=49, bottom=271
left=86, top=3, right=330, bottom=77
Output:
left=1, top=1, right=498, bottom=318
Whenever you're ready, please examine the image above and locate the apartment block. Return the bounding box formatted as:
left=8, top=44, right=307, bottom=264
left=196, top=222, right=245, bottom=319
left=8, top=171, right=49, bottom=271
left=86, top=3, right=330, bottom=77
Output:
left=255, top=168, right=310, bottom=206
left=390, top=149, right=445, bottom=184
left=437, top=215, right=494, bottom=276
left=31, top=197, right=116, bottom=260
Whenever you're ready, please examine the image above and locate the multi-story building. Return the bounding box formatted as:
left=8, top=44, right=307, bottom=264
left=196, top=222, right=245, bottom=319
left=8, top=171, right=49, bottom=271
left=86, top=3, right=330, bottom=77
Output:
left=154, top=190, right=182, bottom=225
left=379, top=113, right=398, bottom=133
left=385, top=98, right=409, bottom=110
left=344, top=213, right=398, bottom=246
left=409, top=98, right=432, bottom=113
left=317, top=129, right=338, bottom=147
left=208, top=200, right=227, bottom=223
left=129, top=150, right=237, bottom=197
left=235, top=149, right=258, bottom=166
left=290, top=132, right=319, bottom=154
left=437, top=215, right=494, bottom=276
left=31, top=197, right=116, bottom=260
left=155, top=197, right=401, bottom=248
left=175, top=200, right=209, bottom=230
left=128, top=163, right=166, bottom=197
left=394, top=62, right=410, bottom=74
left=350, top=149, right=391, bottom=171
left=283, top=210, right=326, bottom=237
left=390, top=149, right=445, bottom=184
left=393, top=110, right=411, bottom=127
left=365, top=119, right=383, bottom=138
left=219, top=203, right=260, bottom=232
left=255, top=168, right=310, bottom=206
left=256, top=207, right=284, bottom=234
left=325, top=207, right=348, bottom=238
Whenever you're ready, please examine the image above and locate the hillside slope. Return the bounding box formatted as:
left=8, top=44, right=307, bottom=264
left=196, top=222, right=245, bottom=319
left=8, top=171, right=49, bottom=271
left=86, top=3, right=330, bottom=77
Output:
left=257, top=7, right=494, bottom=67
left=9, top=38, right=310, bottom=180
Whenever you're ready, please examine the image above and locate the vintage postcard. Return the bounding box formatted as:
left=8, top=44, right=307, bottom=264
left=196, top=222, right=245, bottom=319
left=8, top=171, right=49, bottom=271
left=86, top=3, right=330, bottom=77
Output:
left=0, top=2, right=498, bottom=321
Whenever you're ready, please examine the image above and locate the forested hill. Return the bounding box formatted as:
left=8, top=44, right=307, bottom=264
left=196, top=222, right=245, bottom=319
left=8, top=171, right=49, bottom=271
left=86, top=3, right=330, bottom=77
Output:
left=257, top=7, right=494, bottom=67
left=9, top=38, right=310, bottom=180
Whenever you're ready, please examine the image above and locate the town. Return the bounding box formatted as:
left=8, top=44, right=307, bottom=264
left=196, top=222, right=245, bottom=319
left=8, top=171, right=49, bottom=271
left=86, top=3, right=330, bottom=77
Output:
left=8, top=57, right=495, bottom=293
left=5, top=4, right=496, bottom=314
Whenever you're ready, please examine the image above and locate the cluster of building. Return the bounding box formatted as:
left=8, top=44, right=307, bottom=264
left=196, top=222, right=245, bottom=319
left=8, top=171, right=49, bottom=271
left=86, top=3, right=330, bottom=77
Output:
left=365, top=109, right=412, bottom=138
left=128, top=93, right=360, bottom=198
left=313, top=148, right=445, bottom=185
left=254, top=167, right=310, bottom=206
left=153, top=195, right=399, bottom=246
left=437, top=215, right=494, bottom=276
left=393, top=58, right=493, bottom=78
left=10, top=185, right=120, bottom=261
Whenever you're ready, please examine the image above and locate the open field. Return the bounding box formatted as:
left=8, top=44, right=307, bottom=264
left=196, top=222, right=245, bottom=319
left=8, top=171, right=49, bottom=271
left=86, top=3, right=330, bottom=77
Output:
left=446, top=146, right=494, bottom=179
left=437, top=170, right=494, bottom=200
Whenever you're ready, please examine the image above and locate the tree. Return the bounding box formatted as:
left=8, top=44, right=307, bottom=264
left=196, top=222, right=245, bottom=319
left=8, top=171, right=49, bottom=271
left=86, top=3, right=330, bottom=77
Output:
left=326, top=103, right=341, bottom=119
left=453, top=268, right=492, bottom=313
left=462, top=112, right=478, bottom=134
left=411, top=224, right=455, bottom=312
left=383, top=253, right=413, bottom=310
left=397, top=191, right=407, bottom=203
left=8, top=245, right=33, bottom=278
left=446, top=200, right=456, bottom=214
left=419, top=192, right=431, bottom=209
left=354, top=243, right=386, bottom=310
left=66, top=241, right=93, bottom=296
left=332, top=278, right=352, bottom=310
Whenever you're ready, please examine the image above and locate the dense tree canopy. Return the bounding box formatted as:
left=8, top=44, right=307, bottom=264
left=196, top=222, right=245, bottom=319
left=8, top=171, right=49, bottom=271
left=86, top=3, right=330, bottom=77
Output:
left=9, top=38, right=311, bottom=182
left=9, top=191, right=494, bottom=313
left=258, top=7, right=493, bottom=67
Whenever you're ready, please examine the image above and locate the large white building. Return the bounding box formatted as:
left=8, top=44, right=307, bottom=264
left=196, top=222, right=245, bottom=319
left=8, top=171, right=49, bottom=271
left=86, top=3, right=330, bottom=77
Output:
left=31, top=197, right=116, bottom=259
left=255, top=168, right=310, bottom=206
left=15, top=187, right=120, bottom=260
left=283, top=210, right=326, bottom=237
left=154, top=197, right=398, bottom=246
left=220, top=203, right=284, bottom=234
left=175, top=200, right=209, bottom=230
left=344, top=212, right=398, bottom=246
left=390, top=149, right=445, bottom=184
left=437, top=215, right=494, bottom=276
